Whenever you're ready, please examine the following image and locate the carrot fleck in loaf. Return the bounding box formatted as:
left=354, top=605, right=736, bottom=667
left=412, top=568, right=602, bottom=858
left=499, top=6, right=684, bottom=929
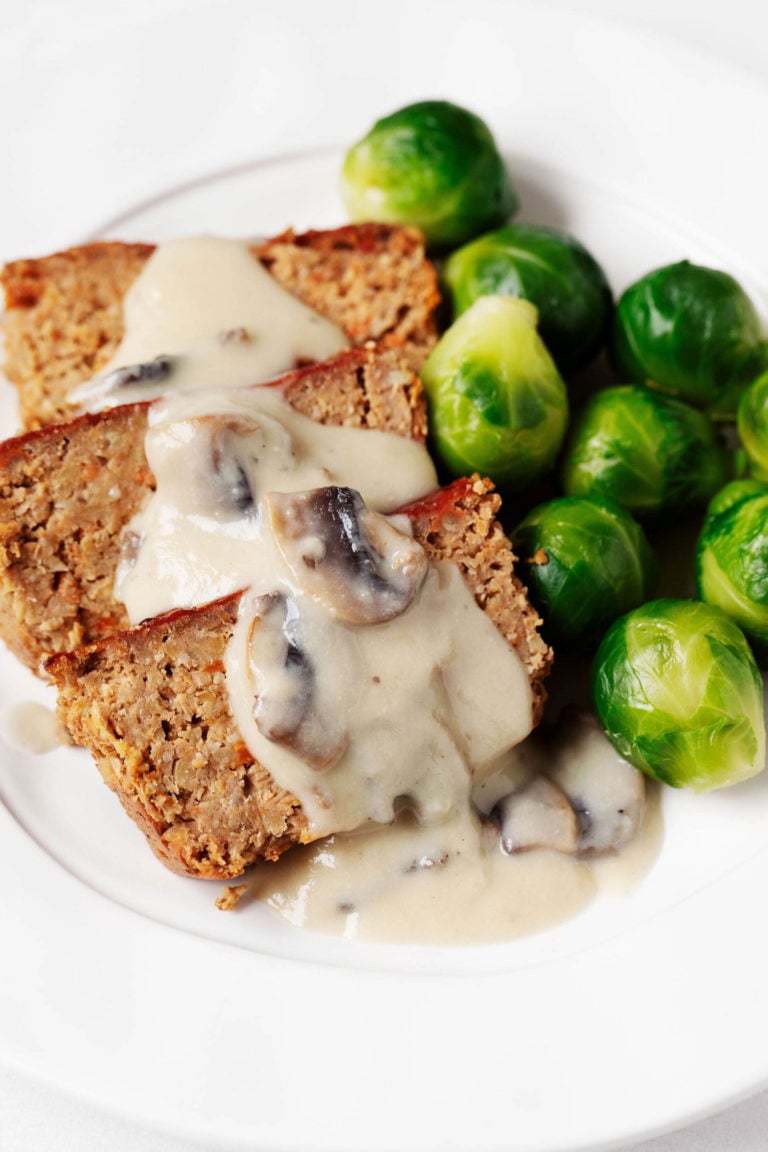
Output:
left=0, top=345, right=427, bottom=672
left=46, top=478, right=552, bottom=880
left=0, top=223, right=440, bottom=430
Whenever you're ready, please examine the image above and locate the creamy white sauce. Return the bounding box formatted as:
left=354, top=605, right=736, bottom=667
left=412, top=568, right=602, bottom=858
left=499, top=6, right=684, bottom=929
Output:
left=255, top=808, right=600, bottom=945
left=69, top=236, right=348, bottom=410
left=116, top=385, right=438, bottom=623
left=0, top=702, right=70, bottom=755
left=226, top=563, right=533, bottom=838
left=105, top=232, right=658, bottom=945
left=117, top=380, right=533, bottom=842
left=251, top=722, right=662, bottom=945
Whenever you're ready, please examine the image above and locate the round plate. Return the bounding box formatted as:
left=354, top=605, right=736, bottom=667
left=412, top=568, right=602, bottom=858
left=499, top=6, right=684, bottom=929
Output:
left=0, top=4, right=767, bottom=1150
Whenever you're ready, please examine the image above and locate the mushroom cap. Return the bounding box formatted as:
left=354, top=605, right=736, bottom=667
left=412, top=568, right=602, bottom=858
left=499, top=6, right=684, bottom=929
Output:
left=266, top=486, right=429, bottom=625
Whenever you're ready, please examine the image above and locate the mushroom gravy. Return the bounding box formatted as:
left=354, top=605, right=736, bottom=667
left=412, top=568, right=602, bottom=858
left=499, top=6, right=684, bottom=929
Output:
left=249, top=708, right=660, bottom=944
left=106, top=234, right=657, bottom=944
left=117, top=381, right=537, bottom=844
left=115, top=384, right=438, bottom=623
left=69, top=236, right=348, bottom=410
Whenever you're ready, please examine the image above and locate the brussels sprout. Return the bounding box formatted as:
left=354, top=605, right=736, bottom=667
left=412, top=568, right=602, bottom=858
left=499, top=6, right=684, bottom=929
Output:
left=420, top=296, right=569, bottom=491
left=443, top=224, right=612, bottom=374
left=593, top=599, right=766, bottom=791
left=696, top=481, right=768, bottom=665
left=611, top=260, right=765, bottom=419
left=706, top=477, right=767, bottom=518
left=340, top=101, right=517, bottom=248
left=738, top=369, right=768, bottom=481
left=511, top=496, right=657, bottom=648
left=561, top=385, right=730, bottom=520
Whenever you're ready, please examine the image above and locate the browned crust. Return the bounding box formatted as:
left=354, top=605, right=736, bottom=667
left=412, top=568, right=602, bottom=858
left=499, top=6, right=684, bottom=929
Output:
left=1, top=225, right=439, bottom=430
left=0, top=345, right=426, bottom=672
left=46, top=482, right=552, bottom=880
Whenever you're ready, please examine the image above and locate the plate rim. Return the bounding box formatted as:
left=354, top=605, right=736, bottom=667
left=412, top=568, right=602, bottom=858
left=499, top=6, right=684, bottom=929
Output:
left=2, top=5, right=768, bottom=1150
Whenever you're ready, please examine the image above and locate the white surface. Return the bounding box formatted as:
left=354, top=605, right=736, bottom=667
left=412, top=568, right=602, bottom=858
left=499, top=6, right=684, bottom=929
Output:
left=2, top=1, right=768, bottom=1150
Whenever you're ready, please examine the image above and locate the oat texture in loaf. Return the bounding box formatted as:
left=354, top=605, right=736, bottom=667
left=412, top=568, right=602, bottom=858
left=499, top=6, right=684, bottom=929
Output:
left=47, top=593, right=309, bottom=878
left=46, top=479, right=552, bottom=880
left=0, top=224, right=440, bottom=430
left=0, top=345, right=427, bottom=672
left=0, top=402, right=152, bottom=671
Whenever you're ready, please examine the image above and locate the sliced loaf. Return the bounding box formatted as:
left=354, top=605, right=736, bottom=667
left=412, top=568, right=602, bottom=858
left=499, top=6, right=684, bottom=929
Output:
left=0, top=345, right=427, bottom=671
left=46, top=477, right=552, bottom=879
left=1, top=223, right=439, bottom=430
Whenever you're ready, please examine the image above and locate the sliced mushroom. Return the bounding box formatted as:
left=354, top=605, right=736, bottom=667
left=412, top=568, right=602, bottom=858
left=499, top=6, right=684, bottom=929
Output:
left=265, top=486, right=428, bottom=625
left=168, top=413, right=268, bottom=519
left=248, top=593, right=346, bottom=769
left=495, top=775, right=579, bottom=855
left=471, top=742, right=541, bottom=817
left=70, top=353, right=178, bottom=407
left=545, top=708, right=646, bottom=855
left=207, top=417, right=258, bottom=515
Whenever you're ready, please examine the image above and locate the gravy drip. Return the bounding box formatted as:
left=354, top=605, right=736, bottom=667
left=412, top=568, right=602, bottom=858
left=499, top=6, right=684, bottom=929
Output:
left=253, top=725, right=662, bottom=945
left=69, top=236, right=348, bottom=409
left=226, top=563, right=534, bottom=836
left=116, top=380, right=533, bottom=840
left=115, top=385, right=438, bottom=623
left=0, top=702, right=70, bottom=755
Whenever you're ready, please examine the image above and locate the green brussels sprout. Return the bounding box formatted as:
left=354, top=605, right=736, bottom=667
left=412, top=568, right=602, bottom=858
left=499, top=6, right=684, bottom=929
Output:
left=340, top=100, right=517, bottom=248
left=593, top=599, right=766, bottom=791
left=737, top=369, right=768, bottom=481
left=420, top=296, right=569, bottom=491
left=443, top=224, right=612, bottom=375
left=561, top=385, right=730, bottom=520
left=696, top=481, right=768, bottom=665
left=706, top=477, right=767, bottom=518
left=511, top=496, right=657, bottom=648
left=611, top=260, right=765, bottom=419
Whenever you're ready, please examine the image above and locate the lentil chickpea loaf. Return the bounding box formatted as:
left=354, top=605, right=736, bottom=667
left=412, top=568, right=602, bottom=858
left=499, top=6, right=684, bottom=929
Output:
left=0, top=345, right=427, bottom=672
left=0, top=223, right=440, bottom=430
left=46, top=477, right=552, bottom=880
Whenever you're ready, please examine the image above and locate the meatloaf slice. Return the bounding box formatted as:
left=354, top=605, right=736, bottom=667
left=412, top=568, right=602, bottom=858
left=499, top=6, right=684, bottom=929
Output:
left=0, top=345, right=427, bottom=672
left=0, top=223, right=439, bottom=430
left=46, top=477, right=552, bottom=880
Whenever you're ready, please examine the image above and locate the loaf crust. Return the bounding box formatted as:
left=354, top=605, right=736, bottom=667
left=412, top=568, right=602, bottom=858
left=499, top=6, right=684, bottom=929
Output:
left=402, top=476, right=552, bottom=708
left=1, top=223, right=440, bottom=430
left=0, top=345, right=427, bottom=671
left=46, top=479, right=552, bottom=879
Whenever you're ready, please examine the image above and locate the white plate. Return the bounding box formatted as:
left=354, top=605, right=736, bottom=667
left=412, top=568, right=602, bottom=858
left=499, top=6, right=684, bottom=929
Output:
left=1, top=4, right=768, bottom=1151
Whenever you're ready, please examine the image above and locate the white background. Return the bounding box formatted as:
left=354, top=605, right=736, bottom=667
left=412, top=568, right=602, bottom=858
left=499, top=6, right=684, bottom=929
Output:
left=1, top=1, right=767, bottom=1149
